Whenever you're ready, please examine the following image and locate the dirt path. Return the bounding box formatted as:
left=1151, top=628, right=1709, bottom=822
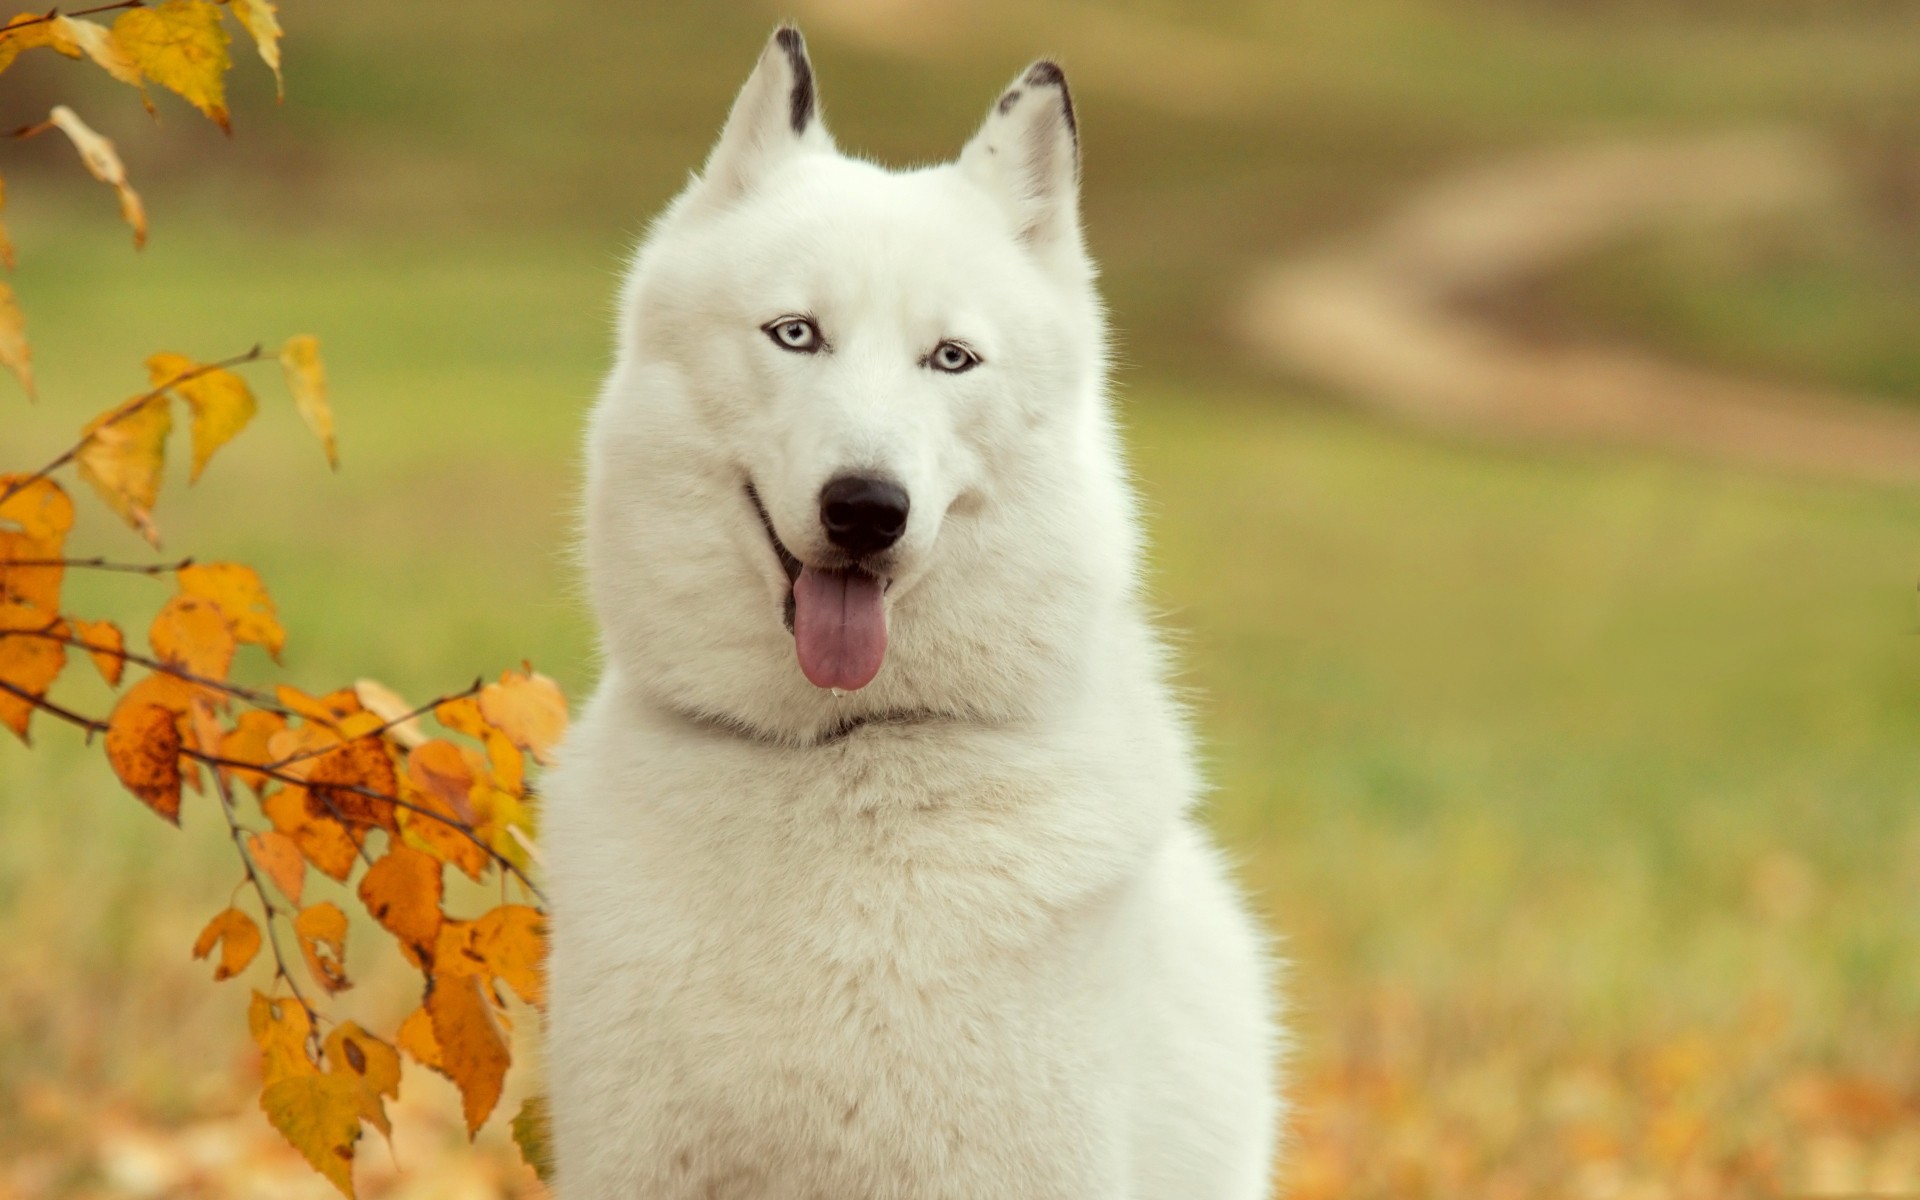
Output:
left=1237, top=131, right=1920, bottom=487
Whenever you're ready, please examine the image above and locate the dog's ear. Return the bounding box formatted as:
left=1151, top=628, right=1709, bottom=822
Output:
left=959, top=61, right=1082, bottom=255
left=692, top=26, right=833, bottom=208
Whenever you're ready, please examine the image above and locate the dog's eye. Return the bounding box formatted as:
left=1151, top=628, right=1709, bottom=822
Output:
left=928, top=340, right=980, bottom=374
left=764, top=317, right=822, bottom=354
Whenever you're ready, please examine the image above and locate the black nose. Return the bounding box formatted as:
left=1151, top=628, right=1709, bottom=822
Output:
left=820, top=474, right=910, bottom=557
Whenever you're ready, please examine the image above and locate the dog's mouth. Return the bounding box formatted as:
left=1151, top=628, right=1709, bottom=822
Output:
left=746, top=483, right=889, bottom=693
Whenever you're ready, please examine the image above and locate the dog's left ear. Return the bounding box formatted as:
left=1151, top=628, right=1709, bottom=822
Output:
left=691, top=26, right=834, bottom=209
left=960, top=61, right=1082, bottom=256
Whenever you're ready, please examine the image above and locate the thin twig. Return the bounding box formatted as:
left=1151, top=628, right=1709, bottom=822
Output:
left=0, top=626, right=294, bottom=715
left=0, top=346, right=263, bottom=508
left=0, top=2, right=145, bottom=38
left=0, top=677, right=105, bottom=737
left=0, top=555, right=193, bottom=576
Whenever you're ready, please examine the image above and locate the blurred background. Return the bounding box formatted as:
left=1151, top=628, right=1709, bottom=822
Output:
left=4, top=1, right=1920, bottom=1196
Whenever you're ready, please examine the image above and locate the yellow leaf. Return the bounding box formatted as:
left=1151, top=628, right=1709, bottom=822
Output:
left=248, top=828, right=305, bottom=906
left=323, top=1022, right=400, bottom=1137
left=275, top=682, right=362, bottom=727
left=279, top=335, right=336, bottom=468
left=149, top=592, right=235, bottom=682
left=471, top=904, right=547, bottom=1010
left=45, top=106, right=146, bottom=249
left=178, top=561, right=284, bottom=657
left=146, top=352, right=256, bottom=483
left=57, top=17, right=147, bottom=95
left=260, top=1073, right=362, bottom=1197
left=426, top=970, right=510, bottom=1135
left=67, top=617, right=125, bottom=686
left=248, top=989, right=318, bottom=1086
left=512, top=1095, right=555, bottom=1184
left=0, top=603, right=64, bottom=742
left=0, top=13, right=79, bottom=74
left=75, top=393, right=170, bottom=545
left=478, top=665, right=569, bottom=766
left=112, top=0, right=230, bottom=131
left=229, top=0, right=280, bottom=98
left=0, top=475, right=73, bottom=613
left=294, top=901, right=351, bottom=994
left=191, top=906, right=260, bottom=981
left=0, top=280, right=30, bottom=399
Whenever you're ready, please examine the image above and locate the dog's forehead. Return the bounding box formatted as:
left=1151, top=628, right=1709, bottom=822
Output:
left=737, top=156, right=1016, bottom=266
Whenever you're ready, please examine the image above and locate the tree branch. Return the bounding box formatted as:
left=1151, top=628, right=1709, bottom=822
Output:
left=0, top=555, right=193, bottom=576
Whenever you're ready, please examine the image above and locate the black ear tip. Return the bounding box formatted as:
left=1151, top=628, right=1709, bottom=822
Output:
left=1020, top=60, right=1077, bottom=141
left=772, top=24, right=816, bottom=135
left=774, top=24, right=806, bottom=55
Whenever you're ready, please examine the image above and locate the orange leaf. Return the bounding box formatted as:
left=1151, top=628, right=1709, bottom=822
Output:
left=306, top=735, right=400, bottom=832
left=220, top=708, right=285, bottom=794
left=248, top=989, right=317, bottom=1086
left=263, top=787, right=361, bottom=882
left=400, top=740, right=489, bottom=880
left=478, top=665, right=569, bottom=766
left=0, top=475, right=73, bottom=612
left=149, top=593, right=235, bottom=683
left=112, top=0, right=230, bottom=131
left=105, top=676, right=189, bottom=822
left=75, top=392, right=170, bottom=544
left=178, top=561, right=284, bottom=658
left=323, top=1022, right=400, bottom=1137
left=0, top=280, right=30, bottom=399
left=425, top=970, right=510, bottom=1135
left=437, top=694, right=524, bottom=794
left=247, top=829, right=305, bottom=906
left=67, top=618, right=125, bottom=686
left=357, top=844, right=443, bottom=968
left=229, top=0, right=280, bottom=98
left=260, top=1073, right=362, bottom=1197
left=45, top=105, right=146, bottom=249
left=471, top=904, right=547, bottom=1010
left=276, top=682, right=361, bottom=726
left=147, top=352, right=257, bottom=483
left=191, top=905, right=260, bottom=981
left=279, top=335, right=336, bottom=468
left=0, top=603, right=64, bottom=742
left=395, top=1005, right=443, bottom=1073
left=294, top=901, right=350, bottom=994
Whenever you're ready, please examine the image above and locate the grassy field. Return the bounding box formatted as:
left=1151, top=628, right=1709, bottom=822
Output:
left=4, top=1, right=1920, bottom=1195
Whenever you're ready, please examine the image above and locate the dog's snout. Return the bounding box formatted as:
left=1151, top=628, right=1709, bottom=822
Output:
left=820, top=474, right=909, bottom=557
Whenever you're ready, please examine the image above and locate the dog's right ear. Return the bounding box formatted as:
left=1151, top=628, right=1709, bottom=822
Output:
left=688, top=26, right=833, bottom=210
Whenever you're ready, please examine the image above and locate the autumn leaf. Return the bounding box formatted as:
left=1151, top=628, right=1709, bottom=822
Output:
left=425, top=970, right=511, bottom=1135
left=0, top=13, right=79, bottom=74
left=75, top=393, right=170, bottom=544
left=112, top=0, right=230, bottom=132
left=149, top=593, right=236, bottom=682
left=400, top=740, right=490, bottom=880
left=229, top=0, right=281, bottom=98
left=357, top=844, right=443, bottom=968
left=147, top=352, right=257, bottom=483
left=248, top=989, right=317, bottom=1086
left=0, top=474, right=73, bottom=613
left=279, top=335, right=336, bottom=468
left=67, top=617, right=125, bottom=686
left=437, top=693, right=525, bottom=795
left=0, top=603, right=65, bottom=742
left=352, top=678, right=428, bottom=748
left=105, top=677, right=187, bottom=822
left=264, top=787, right=362, bottom=882
left=306, top=735, right=400, bottom=832
left=323, top=1022, right=401, bottom=1137
left=470, top=904, right=547, bottom=1009
left=192, top=906, right=261, bottom=981
left=395, top=1005, right=443, bottom=1073
left=247, top=828, right=305, bottom=906
left=260, top=1073, right=362, bottom=1197
left=478, top=665, right=569, bottom=766
left=179, top=561, right=285, bottom=658
left=218, top=707, right=285, bottom=794
left=45, top=106, right=146, bottom=249
left=58, top=17, right=147, bottom=95
left=294, top=902, right=350, bottom=994
left=0, top=280, right=30, bottom=399
left=276, top=682, right=361, bottom=727
left=512, top=1095, right=554, bottom=1183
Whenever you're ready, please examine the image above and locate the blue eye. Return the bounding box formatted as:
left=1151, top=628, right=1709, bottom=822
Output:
left=765, top=316, right=822, bottom=353
left=928, top=340, right=980, bottom=374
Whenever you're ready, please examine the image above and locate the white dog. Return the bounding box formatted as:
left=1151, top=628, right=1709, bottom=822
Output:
left=544, top=26, right=1280, bottom=1198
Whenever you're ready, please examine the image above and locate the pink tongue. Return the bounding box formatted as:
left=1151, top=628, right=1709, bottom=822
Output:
left=792, top=567, right=888, bottom=691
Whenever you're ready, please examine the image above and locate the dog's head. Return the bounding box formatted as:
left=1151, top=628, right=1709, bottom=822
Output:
left=584, top=26, right=1139, bottom=741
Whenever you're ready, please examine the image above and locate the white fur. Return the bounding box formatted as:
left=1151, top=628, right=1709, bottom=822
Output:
left=545, top=28, right=1281, bottom=1198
